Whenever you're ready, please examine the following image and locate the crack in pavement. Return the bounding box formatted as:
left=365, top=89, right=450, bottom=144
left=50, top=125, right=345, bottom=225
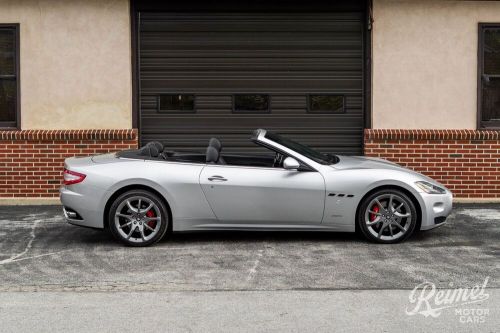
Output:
left=0, top=213, right=67, bottom=265
left=246, top=249, right=264, bottom=282
left=0, top=220, right=41, bottom=265
left=0, top=251, right=68, bottom=265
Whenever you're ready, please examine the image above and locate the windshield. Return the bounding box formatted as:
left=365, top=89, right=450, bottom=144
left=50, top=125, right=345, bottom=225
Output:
left=264, top=131, right=338, bottom=165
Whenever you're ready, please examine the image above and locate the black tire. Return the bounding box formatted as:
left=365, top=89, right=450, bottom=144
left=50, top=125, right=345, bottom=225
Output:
left=108, top=189, right=169, bottom=247
left=357, top=189, right=417, bottom=244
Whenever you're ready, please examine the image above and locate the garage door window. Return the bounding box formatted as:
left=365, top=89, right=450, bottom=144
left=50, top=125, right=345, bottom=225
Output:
left=158, top=94, right=195, bottom=113
left=308, top=95, right=344, bottom=114
left=0, top=24, right=19, bottom=129
left=479, top=24, right=500, bottom=129
left=233, top=94, right=270, bottom=113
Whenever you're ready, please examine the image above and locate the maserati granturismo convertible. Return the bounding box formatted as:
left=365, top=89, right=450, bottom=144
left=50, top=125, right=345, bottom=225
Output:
left=60, top=129, right=452, bottom=246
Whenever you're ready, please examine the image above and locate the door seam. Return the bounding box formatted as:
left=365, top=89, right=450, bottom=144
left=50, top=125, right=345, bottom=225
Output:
left=198, top=165, right=220, bottom=220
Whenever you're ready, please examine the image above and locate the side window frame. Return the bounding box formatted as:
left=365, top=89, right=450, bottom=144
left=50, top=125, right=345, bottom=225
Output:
left=251, top=140, right=316, bottom=172
left=0, top=23, right=20, bottom=129
left=478, top=23, right=500, bottom=129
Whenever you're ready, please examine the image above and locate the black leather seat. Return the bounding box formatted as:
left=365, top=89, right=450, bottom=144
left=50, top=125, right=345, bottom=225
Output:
left=149, top=141, right=164, bottom=153
left=208, top=138, right=225, bottom=164
left=206, top=146, right=220, bottom=164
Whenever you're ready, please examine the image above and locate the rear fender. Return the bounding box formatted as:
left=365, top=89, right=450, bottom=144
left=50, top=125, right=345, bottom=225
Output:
left=101, top=178, right=177, bottom=220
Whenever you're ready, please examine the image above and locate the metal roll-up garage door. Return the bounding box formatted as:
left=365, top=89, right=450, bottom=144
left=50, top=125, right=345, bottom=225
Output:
left=138, top=11, right=364, bottom=155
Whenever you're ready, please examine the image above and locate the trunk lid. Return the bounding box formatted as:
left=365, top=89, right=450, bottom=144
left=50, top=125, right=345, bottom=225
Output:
left=64, top=156, right=94, bottom=169
left=91, top=153, right=119, bottom=164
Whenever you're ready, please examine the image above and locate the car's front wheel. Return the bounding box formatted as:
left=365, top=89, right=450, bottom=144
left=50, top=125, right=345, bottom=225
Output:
left=108, top=190, right=169, bottom=246
left=357, top=189, right=417, bottom=244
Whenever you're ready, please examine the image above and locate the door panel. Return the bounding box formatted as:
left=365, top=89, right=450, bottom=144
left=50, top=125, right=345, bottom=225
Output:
left=199, top=165, right=325, bottom=224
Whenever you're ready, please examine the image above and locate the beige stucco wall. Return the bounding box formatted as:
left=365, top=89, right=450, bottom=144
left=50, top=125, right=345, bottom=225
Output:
left=0, top=0, right=132, bottom=129
left=372, top=0, right=500, bottom=129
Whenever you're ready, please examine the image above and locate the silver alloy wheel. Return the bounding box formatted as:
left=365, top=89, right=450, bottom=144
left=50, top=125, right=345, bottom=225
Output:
left=114, top=196, right=162, bottom=244
left=364, top=194, right=412, bottom=241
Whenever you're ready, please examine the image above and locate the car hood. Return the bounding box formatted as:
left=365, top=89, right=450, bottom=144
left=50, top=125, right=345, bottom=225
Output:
left=332, top=155, right=438, bottom=183
left=334, top=155, right=403, bottom=170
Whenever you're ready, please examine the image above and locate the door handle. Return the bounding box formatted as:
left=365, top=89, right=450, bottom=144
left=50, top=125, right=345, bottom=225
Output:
left=208, top=175, right=227, bottom=182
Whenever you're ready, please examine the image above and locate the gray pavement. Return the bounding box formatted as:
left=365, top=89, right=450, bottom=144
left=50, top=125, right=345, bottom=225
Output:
left=0, top=290, right=498, bottom=333
left=0, top=204, right=499, bottom=332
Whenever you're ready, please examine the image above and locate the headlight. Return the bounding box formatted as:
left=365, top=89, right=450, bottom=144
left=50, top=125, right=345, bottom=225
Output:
left=415, top=181, right=446, bottom=194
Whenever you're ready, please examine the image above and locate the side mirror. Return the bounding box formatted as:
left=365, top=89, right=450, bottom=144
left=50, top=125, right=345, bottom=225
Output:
left=283, top=157, right=300, bottom=170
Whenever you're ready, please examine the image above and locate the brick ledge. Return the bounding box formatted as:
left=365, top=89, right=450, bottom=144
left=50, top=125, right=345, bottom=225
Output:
left=0, top=198, right=61, bottom=205
left=365, top=129, right=500, bottom=140
left=0, top=129, right=138, bottom=141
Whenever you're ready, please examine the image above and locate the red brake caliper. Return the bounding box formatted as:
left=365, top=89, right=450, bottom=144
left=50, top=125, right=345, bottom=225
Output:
left=370, top=205, right=380, bottom=222
left=146, top=210, right=156, bottom=228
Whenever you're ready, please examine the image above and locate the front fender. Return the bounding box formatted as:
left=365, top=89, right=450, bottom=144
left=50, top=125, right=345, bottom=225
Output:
left=358, top=178, right=425, bottom=215
left=321, top=169, right=427, bottom=230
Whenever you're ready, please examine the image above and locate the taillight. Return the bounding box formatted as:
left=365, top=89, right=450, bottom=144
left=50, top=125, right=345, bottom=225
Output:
left=63, top=169, right=86, bottom=185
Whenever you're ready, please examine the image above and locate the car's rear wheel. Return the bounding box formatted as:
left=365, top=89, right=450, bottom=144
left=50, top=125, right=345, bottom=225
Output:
left=357, top=189, right=417, bottom=244
left=108, top=190, right=169, bottom=247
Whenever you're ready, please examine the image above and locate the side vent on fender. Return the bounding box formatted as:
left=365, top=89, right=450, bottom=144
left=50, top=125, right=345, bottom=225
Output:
left=328, top=193, right=354, bottom=198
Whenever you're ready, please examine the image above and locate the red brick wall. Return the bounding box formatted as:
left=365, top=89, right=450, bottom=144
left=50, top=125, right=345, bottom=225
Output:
left=1, top=128, right=498, bottom=199
left=364, top=129, right=500, bottom=198
left=0, top=130, right=138, bottom=198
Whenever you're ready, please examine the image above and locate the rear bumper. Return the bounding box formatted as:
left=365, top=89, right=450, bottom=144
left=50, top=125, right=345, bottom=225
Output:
left=60, top=185, right=106, bottom=229
left=419, top=191, right=453, bottom=230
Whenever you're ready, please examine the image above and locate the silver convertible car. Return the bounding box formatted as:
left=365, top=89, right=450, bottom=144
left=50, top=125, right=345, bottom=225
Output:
left=60, top=129, right=452, bottom=246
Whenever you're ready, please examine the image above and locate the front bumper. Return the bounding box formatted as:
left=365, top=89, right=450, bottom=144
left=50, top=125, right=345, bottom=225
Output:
left=418, top=190, right=453, bottom=230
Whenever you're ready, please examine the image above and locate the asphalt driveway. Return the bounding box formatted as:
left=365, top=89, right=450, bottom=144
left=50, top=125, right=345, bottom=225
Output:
left=0, top=204, right=498, bottom=332
left=0, top=204, right=498, bottom=291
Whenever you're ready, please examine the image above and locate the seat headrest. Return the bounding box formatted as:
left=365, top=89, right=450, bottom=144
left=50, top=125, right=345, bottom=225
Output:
left=209, top=138, right=222, bottom=152
left=139, top=142, right=160, bottom=157
left=206, top=146, right=219, bottom=163
left=149, top=144, right=160, bottom=157
left=150, top=141, right=164, bottom=152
